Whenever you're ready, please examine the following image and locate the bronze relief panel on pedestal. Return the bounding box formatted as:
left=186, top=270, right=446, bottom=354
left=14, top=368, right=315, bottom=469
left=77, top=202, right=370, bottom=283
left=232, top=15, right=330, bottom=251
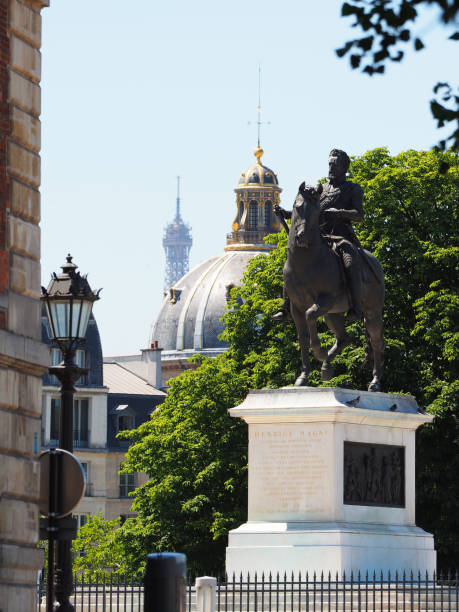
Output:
left=343, top=441, right=405, bottom=508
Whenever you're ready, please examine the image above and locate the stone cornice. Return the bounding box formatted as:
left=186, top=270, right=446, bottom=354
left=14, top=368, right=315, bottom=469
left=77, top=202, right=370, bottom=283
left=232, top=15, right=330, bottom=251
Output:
left=0, top=328, right=49, bottom=375
left=229, top=387, right=433, bottom=430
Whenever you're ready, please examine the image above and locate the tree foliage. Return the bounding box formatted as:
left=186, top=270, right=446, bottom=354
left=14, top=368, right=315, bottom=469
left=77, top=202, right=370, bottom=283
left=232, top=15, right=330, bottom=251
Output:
left=75, top=148, right=458, bottom=574
left=116, top=356, right=250, bottom=575
left=337, top=0, right=459, bottom=150
left=72, top=513, right=128, bottom=578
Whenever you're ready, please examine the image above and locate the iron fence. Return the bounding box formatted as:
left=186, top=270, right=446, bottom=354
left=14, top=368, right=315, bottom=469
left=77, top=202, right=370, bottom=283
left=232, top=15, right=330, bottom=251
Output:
left=38, top=570, right=459, bottom=611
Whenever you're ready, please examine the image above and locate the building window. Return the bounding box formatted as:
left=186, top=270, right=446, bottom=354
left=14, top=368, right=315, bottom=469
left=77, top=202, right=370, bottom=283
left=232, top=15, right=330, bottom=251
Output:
left=75, top=349, right=88, bottom=386
left=41, top=396, right=46, bottom=446
left=49, top=348, right=88, bottom=385
left=51, top=397, right=89, bottom=446
left=118, top=415, right=135, bottom=432
left=49, top=348, right=62, bottom=385
left=248, top=201, right=258, bottom=229
left=119, top=472, right=136, bottom=498
left=74, top=399, right=89, bottom=447
left=75, top=514, right=89, bottom=529
left=74, top=514, right=89, bottom=556
left=50, top=397, right=61, bottom=443
left=51, top=348, right=61, bottom=365
left=264, top=200, right=272, bottom=227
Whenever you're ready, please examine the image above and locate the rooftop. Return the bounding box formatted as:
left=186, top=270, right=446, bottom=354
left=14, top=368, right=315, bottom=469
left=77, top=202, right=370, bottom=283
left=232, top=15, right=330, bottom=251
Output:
left=103, top=362, right=165, bottom=396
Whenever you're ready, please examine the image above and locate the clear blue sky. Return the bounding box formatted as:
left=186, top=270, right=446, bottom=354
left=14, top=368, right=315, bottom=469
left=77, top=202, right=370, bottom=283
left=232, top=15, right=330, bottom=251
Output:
left=40, top=1, right=456, bottom=355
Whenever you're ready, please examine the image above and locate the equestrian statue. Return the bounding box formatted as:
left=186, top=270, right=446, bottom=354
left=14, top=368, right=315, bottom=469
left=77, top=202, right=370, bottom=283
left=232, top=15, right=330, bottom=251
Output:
left=273, top=149, right=385, bottom=392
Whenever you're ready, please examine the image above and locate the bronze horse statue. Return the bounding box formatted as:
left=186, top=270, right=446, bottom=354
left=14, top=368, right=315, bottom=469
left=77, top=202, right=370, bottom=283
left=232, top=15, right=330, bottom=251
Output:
left=283, top=182, right=385, bottom=392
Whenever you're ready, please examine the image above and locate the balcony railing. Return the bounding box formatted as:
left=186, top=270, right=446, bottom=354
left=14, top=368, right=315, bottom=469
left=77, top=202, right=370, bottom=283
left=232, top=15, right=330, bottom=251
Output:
left=73, top=431, right=89, bottom=447
left=226, top=230, right=271, bottom=246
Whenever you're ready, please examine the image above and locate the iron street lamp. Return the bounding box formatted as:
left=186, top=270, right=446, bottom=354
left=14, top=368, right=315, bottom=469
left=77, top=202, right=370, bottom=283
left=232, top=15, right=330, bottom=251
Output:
left=41, top=254, right=100, bottom=611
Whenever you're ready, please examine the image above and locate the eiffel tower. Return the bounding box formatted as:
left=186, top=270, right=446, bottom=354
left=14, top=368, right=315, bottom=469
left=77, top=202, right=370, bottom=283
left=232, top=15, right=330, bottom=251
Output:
left=163, top=176, right=192, bottom=291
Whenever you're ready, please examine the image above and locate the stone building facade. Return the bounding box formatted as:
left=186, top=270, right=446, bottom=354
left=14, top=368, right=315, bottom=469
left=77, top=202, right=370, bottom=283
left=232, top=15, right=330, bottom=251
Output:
left=0, top=1, right=49, bottom=610
left=41, top=313, right=165, bottom=524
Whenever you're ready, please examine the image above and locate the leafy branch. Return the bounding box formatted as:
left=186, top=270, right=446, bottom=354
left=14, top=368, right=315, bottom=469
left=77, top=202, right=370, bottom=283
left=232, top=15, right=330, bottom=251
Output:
left=336, top=0, right=459, bottom=150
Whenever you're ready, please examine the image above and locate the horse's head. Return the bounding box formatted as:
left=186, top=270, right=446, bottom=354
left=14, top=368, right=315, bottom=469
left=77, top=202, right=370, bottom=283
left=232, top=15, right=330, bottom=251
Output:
left=293, top=183, right=323, bottom=247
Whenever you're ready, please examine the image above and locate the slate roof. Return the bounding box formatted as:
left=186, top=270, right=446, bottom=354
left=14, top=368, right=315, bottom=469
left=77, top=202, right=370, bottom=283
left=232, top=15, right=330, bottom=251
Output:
left=103, top=363, right=165, bottom=397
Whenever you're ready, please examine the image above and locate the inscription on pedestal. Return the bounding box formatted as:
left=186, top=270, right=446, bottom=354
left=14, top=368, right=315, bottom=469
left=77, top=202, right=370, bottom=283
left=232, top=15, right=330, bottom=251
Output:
left=248, top=425, right=331, bottom=520
left=343, top=442, right=405, bottom=508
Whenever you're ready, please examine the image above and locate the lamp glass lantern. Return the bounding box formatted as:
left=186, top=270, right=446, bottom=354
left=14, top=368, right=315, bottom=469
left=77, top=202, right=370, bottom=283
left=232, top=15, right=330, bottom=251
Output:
left=41, top=254, right=100, bottom=352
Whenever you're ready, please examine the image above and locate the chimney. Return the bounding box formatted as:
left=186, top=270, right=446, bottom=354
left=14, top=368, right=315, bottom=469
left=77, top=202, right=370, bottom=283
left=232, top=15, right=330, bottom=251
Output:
left=141, top=342, right=163, bottom=389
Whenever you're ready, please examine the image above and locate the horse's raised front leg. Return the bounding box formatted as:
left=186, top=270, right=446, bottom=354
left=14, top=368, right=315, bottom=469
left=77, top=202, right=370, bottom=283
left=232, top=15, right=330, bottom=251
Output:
left=321, top=313, right=351, bottom=381
left=290, top=303, right=311, bottom=386
left=364, top=311, right=384, bottom=392
left=306, top=295, right=334, bottom=361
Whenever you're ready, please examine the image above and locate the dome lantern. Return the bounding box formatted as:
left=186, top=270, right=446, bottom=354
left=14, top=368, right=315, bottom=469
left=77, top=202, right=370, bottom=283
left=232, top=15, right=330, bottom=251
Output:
left=227, top=147, right=282, bottom=250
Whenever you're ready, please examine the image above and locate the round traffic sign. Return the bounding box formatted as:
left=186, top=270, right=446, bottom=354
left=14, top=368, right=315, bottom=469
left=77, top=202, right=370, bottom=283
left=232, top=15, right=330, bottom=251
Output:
left=39, top=449, right=86, bottom=518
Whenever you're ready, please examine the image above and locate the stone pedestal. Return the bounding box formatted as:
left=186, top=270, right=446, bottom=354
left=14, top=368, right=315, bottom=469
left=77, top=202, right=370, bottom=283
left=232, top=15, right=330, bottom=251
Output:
left=226, top=387, right=436, bottom=577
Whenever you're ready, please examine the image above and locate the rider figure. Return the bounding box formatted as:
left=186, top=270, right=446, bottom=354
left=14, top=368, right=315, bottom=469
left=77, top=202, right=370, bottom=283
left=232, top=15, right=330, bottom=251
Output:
left=273, top=148, right=364, bottom=323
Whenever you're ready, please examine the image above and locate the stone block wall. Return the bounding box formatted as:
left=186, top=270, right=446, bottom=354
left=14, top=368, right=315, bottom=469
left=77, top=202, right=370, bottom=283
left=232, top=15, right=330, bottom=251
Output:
left=0, top=1, right=49, bottom=610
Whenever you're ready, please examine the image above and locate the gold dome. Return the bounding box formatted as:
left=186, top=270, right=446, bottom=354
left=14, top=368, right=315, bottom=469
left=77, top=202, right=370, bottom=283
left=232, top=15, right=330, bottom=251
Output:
left=237, top=147, right=280, bottom=189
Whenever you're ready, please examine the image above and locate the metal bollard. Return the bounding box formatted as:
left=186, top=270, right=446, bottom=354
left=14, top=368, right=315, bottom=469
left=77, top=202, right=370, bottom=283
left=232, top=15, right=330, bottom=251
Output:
left=144, top=552, right=187, bottom=612
left=195, top=576, right=216, bottom=612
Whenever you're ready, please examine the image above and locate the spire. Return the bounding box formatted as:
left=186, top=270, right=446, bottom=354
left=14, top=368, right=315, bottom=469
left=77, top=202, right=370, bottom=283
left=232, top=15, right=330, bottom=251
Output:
left=257, top=64, right=262, bottom=148
left=253, top=64, right=270, bottom=158
left=163, top=177, right=192, bottom=291
left=175, top=175, right=181, bottom=221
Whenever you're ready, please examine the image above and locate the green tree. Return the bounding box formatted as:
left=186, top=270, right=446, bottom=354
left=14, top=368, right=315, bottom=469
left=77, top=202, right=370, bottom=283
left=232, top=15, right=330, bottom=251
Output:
left=118, top=356, right=250, bottom=575
left=336, top=1, right=459, bottom=150
left=225, top=148, right=458, bottom=400
left=85, top=148, right=457, bottom=574
left=72, top=513, right=129, bottom=578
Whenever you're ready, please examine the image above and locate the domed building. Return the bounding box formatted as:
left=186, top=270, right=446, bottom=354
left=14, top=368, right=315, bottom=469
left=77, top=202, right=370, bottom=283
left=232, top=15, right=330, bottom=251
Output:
left=150, top=146, right=282, bottom=382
